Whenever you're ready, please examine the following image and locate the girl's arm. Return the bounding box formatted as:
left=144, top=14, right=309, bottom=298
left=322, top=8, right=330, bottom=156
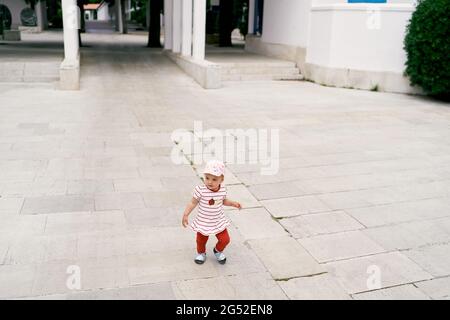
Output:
left=182, top=197, right=199, bottom=227
left=223, top=199, right=242, bottom=210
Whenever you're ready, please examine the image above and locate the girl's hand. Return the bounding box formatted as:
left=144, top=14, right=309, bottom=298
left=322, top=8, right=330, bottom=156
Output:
left=234, top=202, right=242, bottom=210
left=182, top=215, right=189, bottom=228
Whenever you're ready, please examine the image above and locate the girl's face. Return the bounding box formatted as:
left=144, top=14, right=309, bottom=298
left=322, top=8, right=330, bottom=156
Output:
left=204, top=173, right=224, bottom=191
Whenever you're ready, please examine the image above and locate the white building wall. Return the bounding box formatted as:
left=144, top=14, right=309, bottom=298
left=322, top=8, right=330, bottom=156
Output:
left=97, top=4, right=111, bottom=21
left=306, top=1, right=415, bottom=73
left=247, top=0, right=419, bottom=93
left=261, top=0, right=312, bottom=48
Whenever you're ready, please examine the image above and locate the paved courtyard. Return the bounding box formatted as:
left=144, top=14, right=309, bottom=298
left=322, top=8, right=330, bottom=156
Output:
left=0, top=32, right=450, bottom=300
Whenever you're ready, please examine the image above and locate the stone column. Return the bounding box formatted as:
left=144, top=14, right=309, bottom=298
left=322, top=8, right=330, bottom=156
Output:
left=192, top=0, right=206, bottom=60
left=36, top=0, right=49, bottom=32
left=117, top=0, right=128, bottom=34
left=181, top=0, right=193, bottom=56
left=115, top=0, right=120, bottom=31
left=172, top=0, right=181, bottom=53
left=248, top=0, right=255, bottom=35
left=60, top=0, right=80, bottom=90
left=164, top=0, right=173, bottom=50
left=121, top=0, right=128, bottom=34
left=116, top=0, right=126, bottom=33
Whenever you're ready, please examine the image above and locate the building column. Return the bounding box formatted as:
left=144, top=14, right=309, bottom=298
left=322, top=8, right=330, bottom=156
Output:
left=62, top=0, right=79, bottom=62
left=115, top=0, right=120, bottom=31
left=192, top=0, right=206, bottom=60
left=116, top=0, right=127, bottom=33
left=126, top=0, right=132, bottom=20
left=172, top=0, right=181, bottom=53
left=36, top=0, right=48, bottom=32
left=164, top=0, right=173, bottom=50
left=181, top=0, right=193, bottom=56
left=60, top=0, right=80, bottom=90
left=248, top=0, right=255, bottom=35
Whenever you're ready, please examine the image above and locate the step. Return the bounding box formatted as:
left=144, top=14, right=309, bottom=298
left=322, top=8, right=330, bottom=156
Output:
left=221, top=73, right=304, bottom=81
left=214, top=60, right=297, bottom=68
left=220, top=66, right=301, bottom=75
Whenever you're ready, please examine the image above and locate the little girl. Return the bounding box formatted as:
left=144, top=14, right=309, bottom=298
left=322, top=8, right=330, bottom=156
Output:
left=182, top=160, right=241, bottom=265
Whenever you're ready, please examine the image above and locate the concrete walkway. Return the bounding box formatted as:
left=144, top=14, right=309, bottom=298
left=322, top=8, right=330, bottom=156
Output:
left=1, top=32, right=450, bottom=300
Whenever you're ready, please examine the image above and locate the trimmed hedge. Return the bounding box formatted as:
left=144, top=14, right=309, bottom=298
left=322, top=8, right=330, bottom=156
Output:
left=404, top=0, right=450, bottom=99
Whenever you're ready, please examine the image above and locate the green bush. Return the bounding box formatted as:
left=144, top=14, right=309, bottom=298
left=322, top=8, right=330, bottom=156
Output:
left=404, top=0, right=450, bottom=99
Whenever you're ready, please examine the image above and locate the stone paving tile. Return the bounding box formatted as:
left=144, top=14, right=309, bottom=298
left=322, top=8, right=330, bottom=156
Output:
left=84, top=167, right=141, bottom=180
left=414, top=276, right=450, bottom=300
left=228, top=207, right=288, bottom=241
left=21, top=195, right=95, bottom=215
left=3, top=236, right=48, bottom=265
left=160, top=176, right=202, bottom=191
left=363, top=217, right=450, bottom=251
left=174, top=272, right=288, bottom=300
left=235, top=167, right=324, bottom=186
left=113, top=178, right=163, bottom=193
left=0, top=197, right=25, bottom=215
left=39, top=158, right=85, bottom=180
left=29, top=282, right=178, bottom=300
left=352, top=284, right=431, bottom=300
left=67, top=180, right=115, bottom=195
left=94, top=193, right=145, bottom=211
left=248, top=181, right=308, bottom=201
left=142, top=190, right=192, bottom=208
left=44, top=211, right=126, bottom=235
left=403, top=243, right=450, bottom=278
left=358, top=181, right=450, bottom=205
left=44, top=235, right=78, bottom=262
left=223, top=167, right=241, bottom=185
left=0, top=265, right=36, bottom=299
left=278, top=273, right=351, bottom=300
left=139, top=164, right=195, bottom=178
left=279, top=211, right=364, bottom=239
left=0, top=214, right=47, bottom=237
left=346, top=197, right=450, bottom=227
left=325, top=252, right=433, bottom=294
left=0, top=242, right=8, bottom=265
left=224, top=184, right=261, bottom=210
left=260, top=196, right=331, bottom=218
left=32, top=258, right=130, bottom=296
left=299, top=231, right=386, bottom=263
left=1, top=179, right=68, bottom=197
left=316, top=191, right=373, bottom=210
left=125, top=206, right=184, bottom=229
left=248, top=237, right=325, bottom=280
left=77, top=233, right=127, bottom=260
left=129, top=132, right=174, bottom=148
left=127, top=250, right=220, bottom=285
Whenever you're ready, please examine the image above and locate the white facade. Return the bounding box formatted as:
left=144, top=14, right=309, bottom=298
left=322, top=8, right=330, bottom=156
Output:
left=97, top=2, right=111, bottom=21
left=261, top=0, right=312, bottom=49
left=246, top=0, right=420, bottom=94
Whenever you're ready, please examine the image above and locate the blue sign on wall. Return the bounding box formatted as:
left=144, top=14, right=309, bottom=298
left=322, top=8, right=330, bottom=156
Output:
left=348, top=0, right=387, bottom=3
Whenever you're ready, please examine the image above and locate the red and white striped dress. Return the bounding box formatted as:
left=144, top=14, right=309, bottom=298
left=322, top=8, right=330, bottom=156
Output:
left=190, top=184, right=231, bottom=236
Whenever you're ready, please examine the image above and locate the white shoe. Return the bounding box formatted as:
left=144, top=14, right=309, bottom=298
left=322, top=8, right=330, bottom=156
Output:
left=213, top=248, right=227, bottom=264
left=195, top=253, right=206, bottom=264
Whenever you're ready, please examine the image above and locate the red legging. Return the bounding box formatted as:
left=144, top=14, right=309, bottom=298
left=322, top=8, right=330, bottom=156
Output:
left=197, top=229, right=230, bottom=254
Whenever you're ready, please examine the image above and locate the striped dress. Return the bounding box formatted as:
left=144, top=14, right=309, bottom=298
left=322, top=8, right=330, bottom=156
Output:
left=190, top=184, right=231, bottom=236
